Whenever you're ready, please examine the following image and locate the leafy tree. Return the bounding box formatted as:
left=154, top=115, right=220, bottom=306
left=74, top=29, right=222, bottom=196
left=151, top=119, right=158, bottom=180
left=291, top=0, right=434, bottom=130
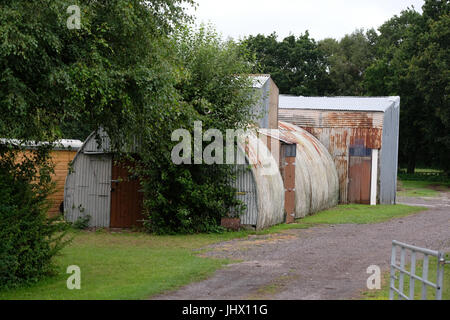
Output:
left=409, top=1, right=450, bottom=172
left=137, top=25, right=256, bottom=234
left=0, top=0, right=195, bottom=286
left=364, top=0, right=449, bottom=173
left=243, top=32, right=332, bottom=95
left=319, top=29, right=376, bottom=96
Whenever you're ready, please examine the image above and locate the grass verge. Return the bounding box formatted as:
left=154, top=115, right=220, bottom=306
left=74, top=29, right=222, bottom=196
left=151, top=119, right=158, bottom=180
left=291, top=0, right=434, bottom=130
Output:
left=0, top=204, right=425, bottom=300
left=397, top=180, right=450, bottom=198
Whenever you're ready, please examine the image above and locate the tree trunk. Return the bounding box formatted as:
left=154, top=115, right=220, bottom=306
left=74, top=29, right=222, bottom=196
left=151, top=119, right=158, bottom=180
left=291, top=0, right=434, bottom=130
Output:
left=407, top=155, right=416, bottom=174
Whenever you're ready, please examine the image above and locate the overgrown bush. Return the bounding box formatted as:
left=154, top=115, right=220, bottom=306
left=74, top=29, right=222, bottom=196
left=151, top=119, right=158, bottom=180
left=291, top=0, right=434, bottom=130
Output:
left=72, top=214, right=91, bottom=230
left=135, top=26, right=256, bottom=234
left=0, top=146, right=70, bottom=289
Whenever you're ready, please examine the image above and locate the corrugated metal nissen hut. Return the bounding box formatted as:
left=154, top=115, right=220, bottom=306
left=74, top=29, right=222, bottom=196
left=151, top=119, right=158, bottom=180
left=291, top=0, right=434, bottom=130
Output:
left=64, top=131, right=144, bottom=228
left=279, top=96, right=400, bottom=205
left=229, top=76, right=339, bottom=230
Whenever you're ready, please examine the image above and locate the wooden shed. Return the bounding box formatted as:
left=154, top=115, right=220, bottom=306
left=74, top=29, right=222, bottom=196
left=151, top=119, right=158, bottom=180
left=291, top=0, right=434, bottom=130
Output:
left=0, top=139, right=83, bottom=216
left=279, top=96, right=400, bottom=205
left=48, top=140, right=83, bottom=216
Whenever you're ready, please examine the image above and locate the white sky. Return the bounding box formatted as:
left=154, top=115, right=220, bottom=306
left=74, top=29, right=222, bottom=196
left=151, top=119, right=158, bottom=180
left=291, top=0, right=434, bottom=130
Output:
left=187, top=0, right=424, bottom=41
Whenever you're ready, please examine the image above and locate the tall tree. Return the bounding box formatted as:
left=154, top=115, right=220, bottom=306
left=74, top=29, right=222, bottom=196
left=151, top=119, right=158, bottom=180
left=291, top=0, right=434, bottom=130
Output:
left=0, top=0, right=195, bottom=287
left=243, top=32, right=332, bottom=95
left=319, top=29, right=376, bottom=96
left=364, top=0, right=449, bottom=173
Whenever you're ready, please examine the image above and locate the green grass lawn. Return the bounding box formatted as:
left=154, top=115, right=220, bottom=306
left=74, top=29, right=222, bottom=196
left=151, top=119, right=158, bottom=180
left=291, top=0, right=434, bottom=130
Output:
left=297, top=204, right=425, bottom=225
left=0, top=204, right=425, bottom=300
left=397, top=180, right=450, bottom=198
left=363, top=254, right=450, bottom=300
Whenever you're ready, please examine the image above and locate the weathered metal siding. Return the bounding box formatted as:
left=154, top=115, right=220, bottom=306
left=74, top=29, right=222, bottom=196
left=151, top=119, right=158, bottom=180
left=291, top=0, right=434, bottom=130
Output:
left=278, top=122, right=339, bottom=217
left=232, top=164, right=258, bottom=225
left=64, top=153, right=112, bottom=227
left=83, top=130, right=111, bottom=153
left=279, top=109, right=384, bottom=204
left=64, top=132, right=113, bottom=228
left=379, top=98, right=400, bottom=204
left=279, top=109, right=384, bottom=129
left=237, top=130, right=285, bottom=230
left=251, top=75, right=279, bottom=130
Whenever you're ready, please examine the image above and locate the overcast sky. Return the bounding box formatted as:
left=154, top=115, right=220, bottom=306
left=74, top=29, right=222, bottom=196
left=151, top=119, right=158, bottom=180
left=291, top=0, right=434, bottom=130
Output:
left=187, top=0, right=425, bottom=41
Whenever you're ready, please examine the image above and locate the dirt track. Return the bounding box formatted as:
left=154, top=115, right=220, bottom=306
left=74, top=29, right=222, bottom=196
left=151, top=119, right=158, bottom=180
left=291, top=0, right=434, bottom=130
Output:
left=153, top=193, right=450, bottom=300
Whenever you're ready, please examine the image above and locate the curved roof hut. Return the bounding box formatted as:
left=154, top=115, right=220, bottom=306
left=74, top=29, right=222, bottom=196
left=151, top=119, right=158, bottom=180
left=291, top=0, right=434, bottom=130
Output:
left=259, top=122, right=339, bottom=219
left=231, top=129, right=285, bottom=230
left=64, top=131, right=144, bottom=228
left=279, top=121, right=339, bottom=217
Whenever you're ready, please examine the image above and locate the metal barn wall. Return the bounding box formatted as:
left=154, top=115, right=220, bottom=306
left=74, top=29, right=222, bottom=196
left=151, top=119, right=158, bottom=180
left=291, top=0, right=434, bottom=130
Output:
left=279, top=109, right=384, bottom=204
left=64, top=132, right=113, bottom=228
left=379, top=98, right=400, bottom=204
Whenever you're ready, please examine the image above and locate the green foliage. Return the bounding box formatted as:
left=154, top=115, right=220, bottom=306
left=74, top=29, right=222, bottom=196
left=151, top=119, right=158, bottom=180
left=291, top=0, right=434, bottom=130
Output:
left=0, top=145, right=70, bottom=290
left=138, top=25, right=256, bottom=234
left=319, top=29, right=376, bottom=95
left=72, top=214, right=91, bottom=230
left=0, top=0, right=194, bottom=288
left=364, top=0, right=450, bottom=173
left=243, top=32, right=332, bottom=95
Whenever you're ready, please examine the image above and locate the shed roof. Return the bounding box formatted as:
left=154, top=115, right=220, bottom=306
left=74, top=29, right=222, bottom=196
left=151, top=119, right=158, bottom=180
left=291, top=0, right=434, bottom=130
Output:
left=279, top=95, right=400, bottom=112
left=0, top=138, right=83, bottom=151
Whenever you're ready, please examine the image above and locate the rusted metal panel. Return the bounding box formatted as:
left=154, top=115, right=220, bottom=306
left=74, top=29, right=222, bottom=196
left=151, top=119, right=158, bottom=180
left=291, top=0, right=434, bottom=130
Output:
left=280, top=143, right=296, bottom=223
left=279, top=96, right=400, bottom=205
left=294, top=126, right=381, bottom=204
left=279, top=109, right=384, bottom=129
left=348, top=156, right=372, bottom=204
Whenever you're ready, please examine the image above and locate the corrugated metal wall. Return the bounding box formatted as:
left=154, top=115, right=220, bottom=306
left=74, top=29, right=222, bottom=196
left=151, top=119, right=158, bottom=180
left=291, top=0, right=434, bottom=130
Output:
left=64, top=132, right=113, bottom=228
left=65, top=153, right=112, bottom=228
left=232, top=164, right=258, bottom=226
left=279, top=109, right=384, bottom=204
left=237, top=130, right=285, bottom=230
left=379, top=98, right=400, bottom=204
left=278, top=122, right=339, bottom=217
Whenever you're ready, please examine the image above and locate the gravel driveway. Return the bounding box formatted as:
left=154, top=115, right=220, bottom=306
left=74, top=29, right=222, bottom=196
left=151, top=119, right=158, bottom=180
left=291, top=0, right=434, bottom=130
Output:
left=153, top=193, right=450, bottom=300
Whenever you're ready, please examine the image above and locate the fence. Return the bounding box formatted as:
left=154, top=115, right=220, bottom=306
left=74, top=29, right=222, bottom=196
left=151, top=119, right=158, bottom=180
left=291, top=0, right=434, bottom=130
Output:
left=389, top=240, right=448, bottom=300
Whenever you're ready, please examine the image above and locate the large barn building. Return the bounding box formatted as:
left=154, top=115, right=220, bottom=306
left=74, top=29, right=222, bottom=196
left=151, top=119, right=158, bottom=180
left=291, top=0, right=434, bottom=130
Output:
left=279, top=96, right=400, bottom=205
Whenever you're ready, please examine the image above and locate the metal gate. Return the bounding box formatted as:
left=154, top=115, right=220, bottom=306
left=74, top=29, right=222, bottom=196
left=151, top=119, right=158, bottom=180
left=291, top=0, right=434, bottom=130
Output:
left=389, top=240, right=448, bottom=300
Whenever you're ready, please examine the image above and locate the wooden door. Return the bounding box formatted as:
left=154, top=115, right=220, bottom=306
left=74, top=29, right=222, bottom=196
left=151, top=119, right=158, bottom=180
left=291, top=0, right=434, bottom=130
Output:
left=348, top=145, right=372, bottom=204
left=110, top=160, right=144, bottom=228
